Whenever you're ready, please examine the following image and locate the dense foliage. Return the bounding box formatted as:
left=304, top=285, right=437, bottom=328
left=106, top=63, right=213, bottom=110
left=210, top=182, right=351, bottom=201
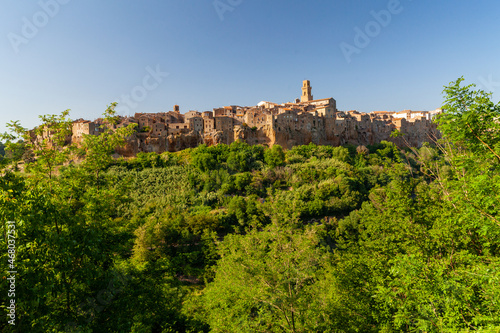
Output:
left=1, top=79, right=499, bottom=332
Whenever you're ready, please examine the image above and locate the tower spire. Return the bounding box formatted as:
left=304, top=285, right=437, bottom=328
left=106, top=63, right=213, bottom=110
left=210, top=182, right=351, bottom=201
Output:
left=301, top=80, right=313, bottom=102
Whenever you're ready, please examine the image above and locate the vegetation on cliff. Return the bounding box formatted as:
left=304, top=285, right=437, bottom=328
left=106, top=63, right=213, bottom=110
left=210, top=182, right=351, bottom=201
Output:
left=1, top=78, right=500, bottom=332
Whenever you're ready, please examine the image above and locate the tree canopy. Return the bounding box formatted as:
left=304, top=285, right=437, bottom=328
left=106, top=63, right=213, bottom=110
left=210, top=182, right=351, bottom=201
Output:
left=1, top=79, right=500, bottom=332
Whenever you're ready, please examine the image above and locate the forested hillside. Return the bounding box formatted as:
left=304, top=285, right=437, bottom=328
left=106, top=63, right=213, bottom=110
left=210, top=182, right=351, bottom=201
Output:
left=1, top=78, right=500, bottom=332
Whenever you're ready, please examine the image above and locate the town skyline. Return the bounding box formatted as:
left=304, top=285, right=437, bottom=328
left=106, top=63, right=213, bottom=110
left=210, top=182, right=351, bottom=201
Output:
left=66, top=80, right=441, bottom=155
left=2, top=1, right=499, bottom=134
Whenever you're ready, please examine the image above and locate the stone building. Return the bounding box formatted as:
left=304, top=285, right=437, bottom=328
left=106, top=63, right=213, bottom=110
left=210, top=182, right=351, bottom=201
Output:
left=203, top=112, right=215, bottom=134
left=72, top=120, right=98, bottom=144
left=188, top=116, right=204, bottom=132
left=73, top=120, right=96, bottom=137
left=301, top=80, right=313, bottom=102
left=168, top=122, right=190, bottom=135
left=64, top=81, right=441, bottom=155
left=184, top=110, right=202, bottom=120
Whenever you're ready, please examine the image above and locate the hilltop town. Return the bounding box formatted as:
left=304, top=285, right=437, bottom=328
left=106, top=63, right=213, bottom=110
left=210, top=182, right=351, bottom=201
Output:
left=71, top=81, right=441, bottom=156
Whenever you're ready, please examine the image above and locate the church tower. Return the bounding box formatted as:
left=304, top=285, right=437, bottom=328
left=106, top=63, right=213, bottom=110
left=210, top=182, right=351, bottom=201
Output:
left=301, top=80, right=313, bottom=102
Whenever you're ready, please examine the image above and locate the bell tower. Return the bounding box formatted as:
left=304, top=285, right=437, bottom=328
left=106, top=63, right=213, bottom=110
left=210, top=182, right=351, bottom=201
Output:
left=301, top=80, right=313, bottom=102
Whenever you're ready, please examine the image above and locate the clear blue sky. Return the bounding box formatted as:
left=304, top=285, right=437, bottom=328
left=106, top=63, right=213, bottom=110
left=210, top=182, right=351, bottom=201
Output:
left=1, top=0, right=499, bottom=133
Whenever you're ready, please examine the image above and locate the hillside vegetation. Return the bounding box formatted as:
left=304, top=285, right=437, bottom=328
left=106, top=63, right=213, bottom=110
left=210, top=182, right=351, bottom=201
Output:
left=1, top=78, right=500, bottom=332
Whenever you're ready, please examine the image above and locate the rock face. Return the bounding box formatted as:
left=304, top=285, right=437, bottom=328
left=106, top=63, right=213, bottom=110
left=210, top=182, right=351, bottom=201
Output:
left=198, top=116, right=438, bottom=150
left=115, top=131, right=203, bottom=157
left=166, top=132, right=203, bottom=152
left=113, top=115, right=439, bottom=156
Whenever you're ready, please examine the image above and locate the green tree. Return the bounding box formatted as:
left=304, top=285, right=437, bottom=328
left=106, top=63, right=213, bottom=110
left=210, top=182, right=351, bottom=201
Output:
left=265, top=144, right=285, bottom=168
left=0, top=120, right=28, bottom=170
left=203, top=221, right=331, bottom=332
left=78, top=103, right=137, bottom=185
left=437, top=77, right=500, bottom=163
left=434, top=78, right=500, bottom=233
left=191, top=144, right=219, bottom=172
left=227, top=150, right=252, bottom=172
left=0, top=105, right=141, bottom=332
left=192, top=152, right=217, bottom=172
left=227, top=141, right=264, bottom=172
left=134, top=152, right=163, bottom=169
left=0, top=141, right=5, bottom=156
left=323, top=79, right=500, bottom=331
